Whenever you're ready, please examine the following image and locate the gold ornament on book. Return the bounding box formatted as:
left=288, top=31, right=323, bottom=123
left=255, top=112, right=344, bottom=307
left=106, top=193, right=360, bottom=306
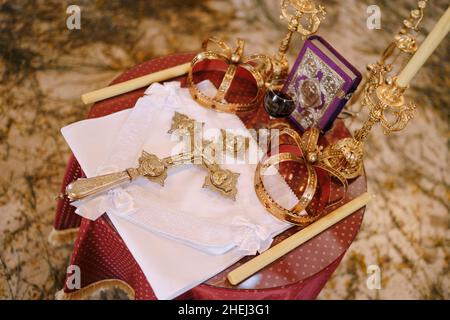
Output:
left=188, top=37, right=272, bottom=114
left=272, top=0, right=326, bottom=80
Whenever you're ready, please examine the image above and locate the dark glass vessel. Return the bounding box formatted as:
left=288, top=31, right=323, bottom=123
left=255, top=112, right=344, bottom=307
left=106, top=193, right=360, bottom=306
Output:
left=263, top=89, right=296, bottom=118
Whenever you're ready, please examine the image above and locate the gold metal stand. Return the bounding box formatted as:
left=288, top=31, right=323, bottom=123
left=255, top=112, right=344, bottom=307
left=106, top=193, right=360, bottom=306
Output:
left=66, top=113, right=248, bottom=201
left=323, top=77, right=416, bottom=179
left=325, top=1, right=431, bottom=177
left=344, top=0, right=429, bottom=115
left=271, top=0, right=326, bottom=80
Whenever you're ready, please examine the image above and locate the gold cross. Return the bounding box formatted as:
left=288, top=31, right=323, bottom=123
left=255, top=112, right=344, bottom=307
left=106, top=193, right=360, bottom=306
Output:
left=66, top=112, right=248, bottom=201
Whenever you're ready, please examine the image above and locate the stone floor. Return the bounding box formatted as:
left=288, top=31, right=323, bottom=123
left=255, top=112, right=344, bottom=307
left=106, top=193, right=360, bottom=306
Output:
left=0, top=0, right=448, bottom=299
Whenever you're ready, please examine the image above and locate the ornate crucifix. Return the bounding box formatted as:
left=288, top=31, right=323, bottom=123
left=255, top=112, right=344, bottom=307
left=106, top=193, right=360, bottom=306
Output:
left=66, top=112, right=248, bottom=201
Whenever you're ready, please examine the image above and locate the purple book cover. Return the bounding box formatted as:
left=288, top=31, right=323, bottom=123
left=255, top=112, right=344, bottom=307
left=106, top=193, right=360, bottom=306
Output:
left=282, top=35, right=362, bottom=132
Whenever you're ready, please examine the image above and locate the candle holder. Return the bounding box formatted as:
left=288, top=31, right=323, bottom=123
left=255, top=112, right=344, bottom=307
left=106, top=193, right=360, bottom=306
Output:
left=323, top=1, right=437, bottom=178
left=344, top=0, right=429, bottom=115
left=323, top=77, right=416, bottom=179
left=395, top=0, right=429, bottom=54
left=271, top=0, right=326, bottom=80
left=366, top=0, right=429, bottom=86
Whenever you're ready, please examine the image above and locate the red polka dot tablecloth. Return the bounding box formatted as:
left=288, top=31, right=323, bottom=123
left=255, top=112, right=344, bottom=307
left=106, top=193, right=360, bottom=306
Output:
left=53, top=52, right=367, bottom=299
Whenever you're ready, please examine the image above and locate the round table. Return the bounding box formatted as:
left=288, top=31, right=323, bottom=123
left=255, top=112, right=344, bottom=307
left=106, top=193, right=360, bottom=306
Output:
left=53, top=53, right=367, bottom=300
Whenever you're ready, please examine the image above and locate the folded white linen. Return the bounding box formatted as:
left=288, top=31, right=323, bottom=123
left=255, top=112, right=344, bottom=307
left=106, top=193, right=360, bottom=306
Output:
left=61, top=80, right=297, bottom=299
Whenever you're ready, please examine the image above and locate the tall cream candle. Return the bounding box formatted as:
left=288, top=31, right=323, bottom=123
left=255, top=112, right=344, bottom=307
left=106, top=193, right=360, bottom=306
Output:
left=81, top=62, right=191, bottom=105
left=397, top=6, right=450, bottom=87
left=227, top=192, right=373, bottom=286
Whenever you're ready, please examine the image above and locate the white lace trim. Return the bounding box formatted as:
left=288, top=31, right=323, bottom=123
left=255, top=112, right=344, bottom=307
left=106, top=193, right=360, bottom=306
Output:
left=231, top=216, right=273, bottom=255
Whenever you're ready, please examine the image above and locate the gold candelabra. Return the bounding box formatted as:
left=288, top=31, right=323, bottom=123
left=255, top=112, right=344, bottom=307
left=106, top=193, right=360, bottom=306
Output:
left=346, top=0, right=429, bottom=112
left=323, top=77, right=416, bottom=179
left=271, top=0, right=326, bottom=80
left=321, top=0, right=434, bottom=180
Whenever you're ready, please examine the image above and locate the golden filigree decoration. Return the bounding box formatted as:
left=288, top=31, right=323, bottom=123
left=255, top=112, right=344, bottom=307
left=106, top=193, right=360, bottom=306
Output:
left=272, top=0, right=326, bottom=80
left=343, top=0, right=428, bottom=118
left=255, top=127, right=347, bottom=225
left=203, top=164, right=240, bottom=201
left=395, top=0, right=429, bottom=53
left=187, top=37, right=272, bottom=113
left=66, top=113, right=249, bottom=201
left=329, top=2, right=426, bottom=178
left=326, top=77, right=416, bottom=180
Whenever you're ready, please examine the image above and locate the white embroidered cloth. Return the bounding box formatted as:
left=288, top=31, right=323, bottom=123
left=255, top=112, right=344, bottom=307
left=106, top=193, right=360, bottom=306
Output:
left=61, top=81, right=297, bottom=299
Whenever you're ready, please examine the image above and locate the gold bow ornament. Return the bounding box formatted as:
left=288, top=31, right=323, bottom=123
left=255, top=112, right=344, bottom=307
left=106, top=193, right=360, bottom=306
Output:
left=254, top=127, right=349, bottom=226
left=187, top=37, right=272, bottom=113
